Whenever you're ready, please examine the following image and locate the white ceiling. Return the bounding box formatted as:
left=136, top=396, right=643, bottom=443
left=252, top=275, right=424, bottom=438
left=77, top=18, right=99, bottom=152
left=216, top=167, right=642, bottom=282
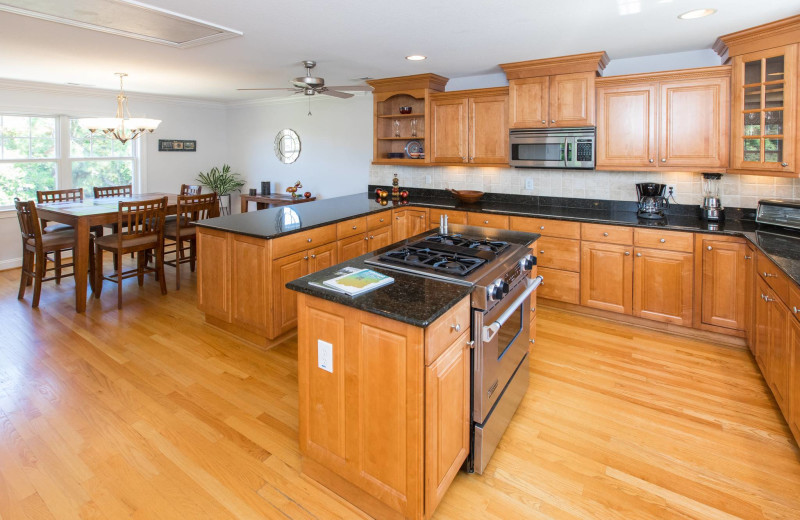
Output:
left=0, top=0, right=797, bottom=102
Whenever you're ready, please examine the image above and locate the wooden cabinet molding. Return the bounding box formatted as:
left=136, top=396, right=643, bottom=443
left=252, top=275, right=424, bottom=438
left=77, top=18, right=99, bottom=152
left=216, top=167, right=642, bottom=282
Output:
left=713, top=14, right=800, bottom=62
left=500, top=51, right=609, bottom=80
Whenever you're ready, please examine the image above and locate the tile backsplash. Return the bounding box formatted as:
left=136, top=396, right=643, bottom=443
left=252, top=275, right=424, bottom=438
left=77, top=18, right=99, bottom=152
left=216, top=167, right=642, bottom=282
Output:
left=369, top=165, right=800, bottom=209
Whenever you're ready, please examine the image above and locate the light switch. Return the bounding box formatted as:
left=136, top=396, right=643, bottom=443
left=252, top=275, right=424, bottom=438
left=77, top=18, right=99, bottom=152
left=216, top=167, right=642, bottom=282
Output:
left=318, top=339, right=333, bottom=373
left=525, top=178, right=534, bottom=190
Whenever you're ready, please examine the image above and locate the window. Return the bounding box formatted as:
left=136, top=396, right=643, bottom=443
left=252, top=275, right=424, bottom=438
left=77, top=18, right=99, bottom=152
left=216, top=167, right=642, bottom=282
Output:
left=0, top=116, right=57, bottom=206
left=0, top=114, right=140, bottom=208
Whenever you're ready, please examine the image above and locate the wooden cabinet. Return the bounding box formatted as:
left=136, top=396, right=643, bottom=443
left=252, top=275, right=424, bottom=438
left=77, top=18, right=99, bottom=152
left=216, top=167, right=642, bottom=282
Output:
left=337, top=234, right=369, bottom=262
left=788, top=317, right=800, bottom=441
left=755, top=278, right=790, bottom=413
left=467, top=212, right=509, bottom=230
left=501, top=53, right=608, bottom=129
left=393, top=208, right=429, bottom=241
left=367, top=74, right=448, bottom=165
left=696, top=235, right=748, bottom=333
left=428, top=208, right=467, bottom=228
left=197, top=228, right=231, bottom=322
left=581, top=241, right=633, bottom=314
left=633, top=248, right=693, bottom=326
left=745, top=243, right=757, bottom=351
left=368, top=224, right=393, bottom=251
left=297, top=293, right=469, bottom=520
left=337, top=214, right=393, bottom=260
left=430, top=88, right=509, bottom=165
left=596, top=67, right=730, bottom=172
left=231, top=234, right=269, bottom=332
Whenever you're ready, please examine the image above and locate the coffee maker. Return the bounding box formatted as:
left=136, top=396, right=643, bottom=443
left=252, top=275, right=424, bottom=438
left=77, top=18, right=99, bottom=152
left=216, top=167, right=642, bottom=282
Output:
left=636, top=183, right=669, bottom=219
left=700, top=173, right=724, bottom=221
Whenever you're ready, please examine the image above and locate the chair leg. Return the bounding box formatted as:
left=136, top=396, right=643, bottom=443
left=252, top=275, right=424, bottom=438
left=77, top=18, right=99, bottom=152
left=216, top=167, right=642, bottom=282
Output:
left=189, top=239, right=196, bottom=273
left=94, top=249, right=103, bottom=298
left=54, top=250, right=62, bottom=284
left=175, top=238, right=182, bottom=290
left=88, top=244, right=95, bottom=294
left=157, top=244, right=167, bottom=296
left=32, top=251, right=45, bottom=308
left=18, top=249, right=32, bottom=299
left=137, top=251, right=145, bottom=286
left=116, top=250, right=124, bottom=309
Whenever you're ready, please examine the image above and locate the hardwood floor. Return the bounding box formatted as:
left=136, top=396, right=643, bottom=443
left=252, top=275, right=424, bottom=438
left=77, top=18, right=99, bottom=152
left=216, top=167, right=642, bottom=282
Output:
left=0, top=262, right=798, bottom=519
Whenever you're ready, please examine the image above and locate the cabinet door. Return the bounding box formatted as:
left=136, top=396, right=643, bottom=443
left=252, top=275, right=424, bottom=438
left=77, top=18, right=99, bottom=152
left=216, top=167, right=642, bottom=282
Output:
left=425, top=333, right=470, bottom=514
left=469, top=95, right=508, bottom=164
left=788, top=318, right=800, bottom=442
left=272, top=250, right=308, bottom=335
left=509, top=76, right=549, bottom=128
left=197, top=229, right=231, bottom=321
left=368, top=225, right=393, bottom=252
left=731, top=44, right=796, bottom=173
left=309, top=242, right=338, bottom=273
left=407, top=209, right=430, bottom=238
left=428, top=208, right=467, bottom=228
left=745, top=244, right=757, bottom=352
left=767, top=294, right=790, bottom=414
left=430, top=97, right=469, bottom=163
left=535, top=236, right=580, bottom=272
left=581, top=241, right=633, bottom=314
left=633, top=248, right=693, bottom=326
left=467, top=212, right=509, bottom=230
left=596, top=83, right=658, bottom=168
left=701, top=239, right=747, bottom=330
left=659, top=78, right=729, bottom=168
left=754, top=277, right=771, bottom=372
left=550, top=72, right=595, bottom=127
left=393, top=210, right=408, bottom=241
left=337, top=233, right=369, bottom=262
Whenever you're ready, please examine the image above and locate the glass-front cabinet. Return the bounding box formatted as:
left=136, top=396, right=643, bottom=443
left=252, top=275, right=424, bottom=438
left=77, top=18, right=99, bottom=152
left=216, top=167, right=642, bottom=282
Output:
left=732, top=44, right=796, bottom=173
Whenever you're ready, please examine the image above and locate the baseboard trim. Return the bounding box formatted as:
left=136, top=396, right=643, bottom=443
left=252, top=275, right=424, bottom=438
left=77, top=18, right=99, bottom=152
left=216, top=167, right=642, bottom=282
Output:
left=0, top=257, right=22, bottom=271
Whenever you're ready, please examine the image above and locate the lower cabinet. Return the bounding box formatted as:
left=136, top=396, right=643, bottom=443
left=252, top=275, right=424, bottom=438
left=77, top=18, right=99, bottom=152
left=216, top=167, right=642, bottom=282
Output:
left=297, top=293, right=470, bottom=520
left=581, top=241, right=633, bottom=314
left=633, top=248, right=693, bottom=326
left=467, top=212, right=509, bottom=229
left=696, top=235, right=748, bottom=333
left=394, top=208, right=429, bottom=241
left=337, top=233, right=369, bottom=262
left=755, top=278, right=790, bottom=414
left=789, top=318, right=800, bottom=441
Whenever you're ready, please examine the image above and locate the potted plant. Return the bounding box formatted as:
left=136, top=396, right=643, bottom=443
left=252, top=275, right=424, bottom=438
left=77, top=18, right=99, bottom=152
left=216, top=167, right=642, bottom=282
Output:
left=197, top=164, right=245, bottom=215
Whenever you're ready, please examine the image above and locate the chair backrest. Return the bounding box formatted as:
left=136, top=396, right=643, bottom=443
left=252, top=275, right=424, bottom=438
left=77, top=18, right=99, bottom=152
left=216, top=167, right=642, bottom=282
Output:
left=176, top=193, right=219, bottom=234
left=37, top=188, right=83, bottom=203
left=94, top=184, right=132, bottom=198
left=180, top=184, right=202, bottom=196
left=116, top=197, right=167, bottom=248
left=14, top=198, right=42, bottom=249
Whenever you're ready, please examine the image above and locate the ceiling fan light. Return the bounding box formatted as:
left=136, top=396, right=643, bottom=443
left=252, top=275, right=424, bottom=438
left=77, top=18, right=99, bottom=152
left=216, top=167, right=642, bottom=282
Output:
left=677, top=8, right=716, bottom=20
left=405, top=55, right=427, bottom=61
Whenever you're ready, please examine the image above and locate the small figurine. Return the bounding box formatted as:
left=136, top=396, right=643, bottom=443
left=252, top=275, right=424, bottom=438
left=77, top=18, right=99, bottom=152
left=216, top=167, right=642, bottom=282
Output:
left=392, top=174, right=400, bottom=200
left=286, top=180, right=303, bottom=198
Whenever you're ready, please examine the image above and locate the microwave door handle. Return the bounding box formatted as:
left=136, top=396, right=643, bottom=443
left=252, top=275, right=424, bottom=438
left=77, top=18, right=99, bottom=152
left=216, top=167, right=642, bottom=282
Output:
left=564, top=137, right=569, bottom=167
left=481, top=276, right=543, bottom=343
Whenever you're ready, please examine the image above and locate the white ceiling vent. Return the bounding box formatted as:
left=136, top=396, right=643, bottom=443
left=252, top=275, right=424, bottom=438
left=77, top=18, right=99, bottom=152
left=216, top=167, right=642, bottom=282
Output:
left=0, top=0, right=243, bottom=48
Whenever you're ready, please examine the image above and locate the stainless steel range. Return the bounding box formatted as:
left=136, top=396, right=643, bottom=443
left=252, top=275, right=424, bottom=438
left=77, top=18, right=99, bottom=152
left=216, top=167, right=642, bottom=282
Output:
left=366, top=223, right=542, bottom=474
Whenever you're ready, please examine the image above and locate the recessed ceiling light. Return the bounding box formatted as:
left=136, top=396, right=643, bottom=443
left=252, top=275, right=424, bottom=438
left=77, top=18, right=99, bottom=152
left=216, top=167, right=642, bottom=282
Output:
left=678, top=8, right=716, bottom=20
left=405, top=55, right=427, bottom=61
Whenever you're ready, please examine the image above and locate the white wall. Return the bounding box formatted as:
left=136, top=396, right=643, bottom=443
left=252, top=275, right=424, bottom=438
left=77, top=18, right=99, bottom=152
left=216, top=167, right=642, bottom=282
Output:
left=225, top=94, right=373, bottom=201
left=0, top=80, right=228, bottom=268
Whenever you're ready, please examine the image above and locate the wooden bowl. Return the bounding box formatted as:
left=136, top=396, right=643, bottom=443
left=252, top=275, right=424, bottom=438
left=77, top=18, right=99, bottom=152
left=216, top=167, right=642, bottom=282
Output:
left=447, top=189, right=484, bottom=204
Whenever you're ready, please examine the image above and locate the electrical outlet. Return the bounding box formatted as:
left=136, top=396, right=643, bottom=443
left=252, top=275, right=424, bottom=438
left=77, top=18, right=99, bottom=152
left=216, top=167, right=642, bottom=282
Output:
left=425, top=174, right=432, bottom=185
left=318, top=339, right=333, bottom=373
left=525, top=178, right=534, bottom=190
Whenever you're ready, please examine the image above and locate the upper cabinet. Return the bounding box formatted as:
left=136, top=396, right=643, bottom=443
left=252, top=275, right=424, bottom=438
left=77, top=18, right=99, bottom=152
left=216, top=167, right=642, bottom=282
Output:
left=596, top=67, right=731, bottom=172
left=715, top=15, right=800, bottom=176
left=366, top=74, right=448, bottom=166
left=429, top=88, right=509, bottom=165
left=500, top=52, right=609, bottom=129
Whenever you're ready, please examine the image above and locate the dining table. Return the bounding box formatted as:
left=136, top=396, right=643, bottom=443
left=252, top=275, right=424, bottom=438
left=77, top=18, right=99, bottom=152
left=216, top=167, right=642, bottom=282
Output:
left=35, top=192, right=178, bottom=312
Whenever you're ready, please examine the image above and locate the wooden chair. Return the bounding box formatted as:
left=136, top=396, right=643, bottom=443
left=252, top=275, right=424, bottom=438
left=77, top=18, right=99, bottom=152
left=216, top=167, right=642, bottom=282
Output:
left=15, top=198, right=94, bottom=307
left=181, top=184, right=202, bottom=195
left=94, top=197, right=167, bottom=309
left=36, top=188, right=83, bottom=233
left=93, top=184, right=132, bottom=198
left=163, top=193, right=218, bottom=289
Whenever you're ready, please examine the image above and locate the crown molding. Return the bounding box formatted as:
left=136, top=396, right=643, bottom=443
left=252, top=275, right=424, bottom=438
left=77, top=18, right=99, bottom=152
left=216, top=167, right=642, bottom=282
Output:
left=500, top=51, right=610, bottom=79
left=0, top=77, right=227, bottom=109
left=225, top=92, right=373, bottom=108
left=366, top=74, right=449, bottom=94
left=597, top=65, right=731, bottom=86
left=714, top=14, right=800, bottom=60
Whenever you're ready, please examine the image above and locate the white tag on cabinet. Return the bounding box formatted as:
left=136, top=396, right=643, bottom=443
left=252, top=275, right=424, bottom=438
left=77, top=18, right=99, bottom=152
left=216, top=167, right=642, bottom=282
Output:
left=317, top=339, right=333, bottom=373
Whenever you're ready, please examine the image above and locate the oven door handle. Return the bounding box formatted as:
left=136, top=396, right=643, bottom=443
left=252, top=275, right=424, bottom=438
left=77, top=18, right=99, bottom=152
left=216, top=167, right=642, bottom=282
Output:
left=482, top=276, right=543, bottom=343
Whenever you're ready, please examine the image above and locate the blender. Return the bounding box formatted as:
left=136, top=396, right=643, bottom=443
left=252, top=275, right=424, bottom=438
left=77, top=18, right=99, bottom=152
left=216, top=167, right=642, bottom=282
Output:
left=700, top=173, right=724, bottom=221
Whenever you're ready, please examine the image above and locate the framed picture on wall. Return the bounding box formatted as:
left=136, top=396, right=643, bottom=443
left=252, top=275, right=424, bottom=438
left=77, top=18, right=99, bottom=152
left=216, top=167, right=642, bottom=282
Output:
left=158, top=139, right=196, bottom=152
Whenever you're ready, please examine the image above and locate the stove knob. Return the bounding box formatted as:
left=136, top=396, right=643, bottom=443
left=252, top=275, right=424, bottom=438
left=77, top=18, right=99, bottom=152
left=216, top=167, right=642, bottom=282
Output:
left=489, top=281, right=505, bottom=301
left=500, top=281, right=510, bottom=295
left=519, top=254, right=535, bottom=271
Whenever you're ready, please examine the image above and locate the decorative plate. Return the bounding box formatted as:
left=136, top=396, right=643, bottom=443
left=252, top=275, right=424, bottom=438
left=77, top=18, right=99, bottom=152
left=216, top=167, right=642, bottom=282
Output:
left=404, top=140, right=422, bottom=158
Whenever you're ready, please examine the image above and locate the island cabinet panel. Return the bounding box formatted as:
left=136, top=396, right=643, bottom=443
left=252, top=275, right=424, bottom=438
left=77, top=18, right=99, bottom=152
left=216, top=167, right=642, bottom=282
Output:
left=337, top=217, right=368, bottom=239
left=231, top=234, right=269, bottom=332
left=368, top=224, right=393, bottom=252
left=309, top=242, right=338, bottom=273
left=272, top=225, right=337, bottom=259
left=596, top=83, right=658, bottom=168
left=509, top=76, right=549, bottom=128
left=633, top=248, right=693, bottom=326
left=581, top=241, right=633, bottom=315
left=425, top=331, right=470, bottom=515
left=697, top=236, right=748, bottom=332
left=366, top=212, right=391, bottom=230
left=271, top=251, right=308, bottom=335
left=789, top=318, right=800, bottom=441
left=197, top=228, right=231, bottom=321
left=430, top=98, right=468, bottom=163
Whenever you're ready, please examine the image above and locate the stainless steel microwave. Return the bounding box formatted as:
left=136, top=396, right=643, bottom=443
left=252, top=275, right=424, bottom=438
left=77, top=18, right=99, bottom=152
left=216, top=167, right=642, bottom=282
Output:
left=509, top=127, right=595, bottom=169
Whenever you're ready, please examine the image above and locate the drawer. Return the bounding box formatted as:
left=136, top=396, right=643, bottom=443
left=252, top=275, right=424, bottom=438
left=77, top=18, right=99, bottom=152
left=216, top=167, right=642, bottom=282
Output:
left=425, top=298, right=471, bottom=365
left=272, top=225, right=337, bottom=259
left=467, top=212, right=510, bottom=230
left=510, top=216, right=580, bottom=239
left=790, top=284, right=800, bottom=322
left=534, top=237, right=580, bottom=272
left=337, top=217, right=368, bottom=239
left=366, top=211, right=391, bottom=230
left=633, top=228, right=693, bottom=252
left=757, top=252, right=789, bottom=303
left=428, top=208, right=468, bottom=226
left=537, top=267, right=580, bottom=304
left=581, top=223, right=633, bottom=245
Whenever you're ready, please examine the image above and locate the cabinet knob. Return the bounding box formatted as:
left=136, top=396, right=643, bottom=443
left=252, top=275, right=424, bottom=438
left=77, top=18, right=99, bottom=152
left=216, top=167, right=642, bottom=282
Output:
left=793, top=306, right=799, bottom=314
left=370, top=235, right=375, bottom=239
left=782, top=162, right=789, bottom=167
left=451, top=323, right=461, bottom=332
left=660, top=238, right=666, bottom=243
left=603, top=232, right=609, bottom=237
left=396, top=216, right=400, bottom=220
left=541, top=120, right=546, bottom=124
left=307, top=238, right=312, bottom=243
left=649, top=159, right=654, bottom=163
left=624, top=251, right=630, bottom=256
left=310, top=254, right=316, bottom=259
left=744, top=255, right=752, bottom=260
left=303, top=256, right=308, bottom=260
left=539, top=226, right=545, bottom=230
left=661, top=158, right=666, bottom=163
left=551, top=120, right=556, bottom=123
left=352, top=225, right=357, bottom=229
left=707, top=245, right=713, bottom=250
left=467, top=340, right=475, bottom=349
left=764, top=272, right=776, bottom=278
left=365, top=236, right=370, bottom=241
left=636, top=252, right=642, bottom=257
left=379, top=218, right=384, bottom=222
left=484, top=220, right=490, bottom=224
left=420, top=215, right=425, bottom=219
left=539, top=250, right=545, bottom=254
left=765, top=295, right=775, bottom=303
left=529, top=339, right=535, bottom=344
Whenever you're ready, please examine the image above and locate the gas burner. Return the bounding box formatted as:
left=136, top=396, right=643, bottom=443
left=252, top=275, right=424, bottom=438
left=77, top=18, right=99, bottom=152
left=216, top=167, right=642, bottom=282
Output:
left=423, top=234, right=510, bottom=255
left=377, top=245, right=486, bottom=276
left=468, top=239, right=510, bottom=254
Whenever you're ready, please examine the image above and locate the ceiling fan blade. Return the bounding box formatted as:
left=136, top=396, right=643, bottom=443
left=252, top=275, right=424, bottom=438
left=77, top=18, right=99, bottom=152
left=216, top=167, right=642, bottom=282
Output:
left=319, top=89, right=353, bottom=99
left=324, top=85, right=373, bottom=92
left=237, top=87, right=298, bottom=91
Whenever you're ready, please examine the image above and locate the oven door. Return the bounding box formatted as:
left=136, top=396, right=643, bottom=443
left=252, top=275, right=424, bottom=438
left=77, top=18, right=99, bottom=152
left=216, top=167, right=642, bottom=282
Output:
left=473, top=276, right=542, bottom=423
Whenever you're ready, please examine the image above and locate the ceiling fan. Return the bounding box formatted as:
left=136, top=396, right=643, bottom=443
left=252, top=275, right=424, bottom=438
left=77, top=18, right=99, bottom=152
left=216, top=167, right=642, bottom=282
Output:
left=238, top=60, right=373, bottom=99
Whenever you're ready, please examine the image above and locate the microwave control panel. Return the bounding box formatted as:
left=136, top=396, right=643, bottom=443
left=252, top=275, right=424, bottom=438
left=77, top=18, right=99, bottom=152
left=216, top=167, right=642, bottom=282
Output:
left=576, top=139, right=593, bottom=162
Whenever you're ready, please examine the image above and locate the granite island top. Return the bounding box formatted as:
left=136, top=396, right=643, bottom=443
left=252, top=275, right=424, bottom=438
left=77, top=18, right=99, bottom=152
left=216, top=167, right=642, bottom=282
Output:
left=196, top=191, right=800, bottom=288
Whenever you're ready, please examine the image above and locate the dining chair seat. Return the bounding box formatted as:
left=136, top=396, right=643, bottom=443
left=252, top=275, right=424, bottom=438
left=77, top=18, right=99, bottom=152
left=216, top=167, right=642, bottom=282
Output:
left=27, top=229, right=76, bottom=249
left=95, top=233, right=159, bottom=249
left=163, top=221, right=196, bottom=238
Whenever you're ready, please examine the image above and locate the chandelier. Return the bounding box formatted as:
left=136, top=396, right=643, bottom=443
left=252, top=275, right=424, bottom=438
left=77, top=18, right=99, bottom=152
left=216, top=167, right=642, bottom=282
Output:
left=78, top=73, right=161, bottom=144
